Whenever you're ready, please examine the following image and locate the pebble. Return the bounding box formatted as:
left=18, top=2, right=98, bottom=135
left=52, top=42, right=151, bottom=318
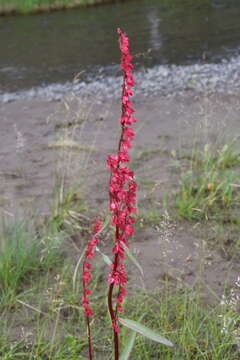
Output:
left=1, top=54, right=240, bottom=103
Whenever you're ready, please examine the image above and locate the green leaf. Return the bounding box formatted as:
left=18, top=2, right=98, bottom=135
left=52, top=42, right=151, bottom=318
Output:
left=119, top=318, right=174, bottom=347
left=120, top=329, right=137, bottom=360
left=122, top=243, right=144, bottom=277
left=95, top=246, right=112, bottom=266
left=72, top=248, right=86, bottom=292
left=120, top=314, right=145, bottom=360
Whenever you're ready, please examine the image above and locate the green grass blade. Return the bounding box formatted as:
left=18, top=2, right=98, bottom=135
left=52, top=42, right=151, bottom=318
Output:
left=119, top=318, right=174, bottom=347
left=72, top=246, right=86, bottom=292
left=122, top=243, right=144, bottom=277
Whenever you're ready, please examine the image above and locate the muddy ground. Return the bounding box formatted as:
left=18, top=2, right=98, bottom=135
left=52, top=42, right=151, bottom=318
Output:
left=0, top=91, right=240, bottom=299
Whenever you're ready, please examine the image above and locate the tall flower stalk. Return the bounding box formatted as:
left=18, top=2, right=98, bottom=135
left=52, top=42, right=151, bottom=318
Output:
left=82, top=218, right=101, bottom=360
left=107, top=27, right=137, bottom=360
left=81, top=28, right=174, bottom=360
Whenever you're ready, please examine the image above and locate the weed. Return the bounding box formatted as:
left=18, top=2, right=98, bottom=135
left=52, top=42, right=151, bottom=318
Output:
left=120, top=286, right=239, bottom=359
left=137, top=207, right=163, bottom=228
left=0, top=219, right=62, bottom=306
left=0, top=284, right=239, bottom=359
left=174, top=143, right=240, bottom=220
left=50, top=185, right=87, bottom=232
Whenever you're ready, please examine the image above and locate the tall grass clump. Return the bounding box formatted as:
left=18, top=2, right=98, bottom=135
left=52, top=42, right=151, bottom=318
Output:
left=174, top=143, right=240, bottom=220
left=0, top=218, right=62, bottom=305
left=121, top=286, right=240, bottom=360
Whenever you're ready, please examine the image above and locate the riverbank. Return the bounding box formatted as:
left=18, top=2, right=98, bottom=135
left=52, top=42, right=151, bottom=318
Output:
left=0, top=0, right=128, bottom=16
left=0, top=90, right=240, bottom=357
left=0, top=0, right=217, bottom=16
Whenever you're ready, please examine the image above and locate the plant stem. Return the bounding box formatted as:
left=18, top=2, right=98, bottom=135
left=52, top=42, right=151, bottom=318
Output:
left=86, top=315, right=93, bottom=360
left=83, top=272, right=93, bottom=359
left=107, top=251, right=120, bottom=360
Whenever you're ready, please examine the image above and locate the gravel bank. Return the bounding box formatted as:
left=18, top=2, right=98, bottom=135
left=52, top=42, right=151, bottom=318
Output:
left=1, top=55, right=240, bottom=103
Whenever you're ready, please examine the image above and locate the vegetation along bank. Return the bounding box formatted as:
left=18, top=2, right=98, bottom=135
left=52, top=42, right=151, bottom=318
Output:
left=0, top=0, right=130, bottom=16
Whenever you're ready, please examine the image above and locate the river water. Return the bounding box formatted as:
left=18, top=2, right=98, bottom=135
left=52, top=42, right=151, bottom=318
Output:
left=0, top=0, right=240, bottom=99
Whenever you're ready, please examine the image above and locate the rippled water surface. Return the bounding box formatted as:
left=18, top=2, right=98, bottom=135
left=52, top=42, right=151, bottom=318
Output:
left=1, top=0, right=240, bottom=93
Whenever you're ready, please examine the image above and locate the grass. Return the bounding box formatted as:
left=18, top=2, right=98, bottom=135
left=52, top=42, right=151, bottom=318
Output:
left=50, top=184, right=88, bottom=232
left=1, top=193, right=239, bottom=358
left=1, top=128, right=239, bottom=358
left=121, top=286, right=240, bottom=359
left=0, top=85, right=239, bottom=358
left=0, top=180, right=238, bottom=359
left=171, top=141, right=240, bottom=258
left=0, top=275, right=239, bottom=359
left=0, top=0, right=124, bottom=15
left=136, top=206, right=165, bottom=229
left=173, top=143, right=240, bottom=221
left=0, top=218, right=63, bottom=307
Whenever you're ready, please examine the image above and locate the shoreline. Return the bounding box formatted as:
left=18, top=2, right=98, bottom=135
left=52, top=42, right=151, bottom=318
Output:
left=0, top=0, right=129, bottom=16
left=2, top=54, right=240, bottom=104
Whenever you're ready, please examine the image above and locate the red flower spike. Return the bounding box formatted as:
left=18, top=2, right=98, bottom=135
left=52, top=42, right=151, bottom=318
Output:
left=107, top=28, right=137, bottom=359
left=82, top=218, right=101, bottom=316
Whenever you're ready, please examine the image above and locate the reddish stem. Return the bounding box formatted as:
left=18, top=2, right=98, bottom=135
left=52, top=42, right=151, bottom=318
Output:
left=82, top=269, right=93, bottom=360
left=108, top=281, right=119, bottom=360
left=108, top=247, right=120, bottom=360
left=86, top=315, right=93, bottom=360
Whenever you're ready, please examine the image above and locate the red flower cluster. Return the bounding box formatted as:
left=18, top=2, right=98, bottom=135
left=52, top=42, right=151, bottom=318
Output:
left=82, top=219, right=101, bottom=316
left=107, top=28, right=137, bottom=325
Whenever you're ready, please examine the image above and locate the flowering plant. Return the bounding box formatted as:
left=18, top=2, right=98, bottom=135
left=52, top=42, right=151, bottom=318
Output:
left=81, top=28, right=173, bottom=360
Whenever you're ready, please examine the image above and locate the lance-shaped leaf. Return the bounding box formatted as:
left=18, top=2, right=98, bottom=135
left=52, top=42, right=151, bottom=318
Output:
left=119, top=318, right=174, bottom=347
left=95, top=246, right=112, bottom=266
left=119, top=329, right=137, bottom=360
left=120, top=314, right=145, bottom=360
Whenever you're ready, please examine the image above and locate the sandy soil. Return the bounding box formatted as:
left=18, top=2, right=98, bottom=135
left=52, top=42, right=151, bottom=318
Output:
left=0, top=91, right=240, bottom=298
